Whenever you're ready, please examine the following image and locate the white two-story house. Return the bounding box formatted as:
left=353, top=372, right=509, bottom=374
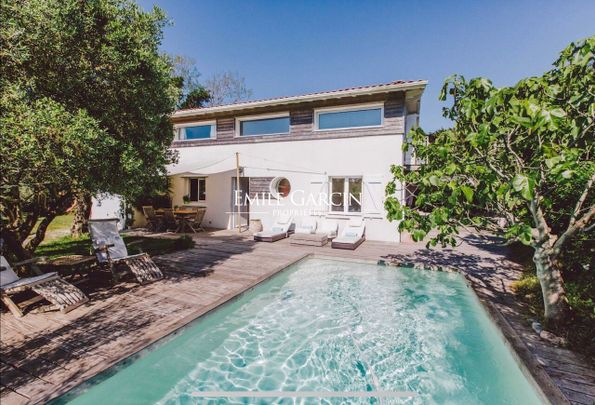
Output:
left=165, top=80, right=425, bottom=242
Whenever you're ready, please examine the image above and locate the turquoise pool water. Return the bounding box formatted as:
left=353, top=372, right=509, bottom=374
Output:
left=57, top=258, right=542, bottom=404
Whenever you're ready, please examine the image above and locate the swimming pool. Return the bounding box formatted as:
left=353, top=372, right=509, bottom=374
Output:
left=57, top=258, right=542, bottom=404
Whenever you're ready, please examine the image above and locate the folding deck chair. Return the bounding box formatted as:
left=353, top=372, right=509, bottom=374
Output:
left=88, top=219, right=164, bottom=284
left=1, top=256, right=88, bottom=317
left=142, top=206, right=163, bottom=232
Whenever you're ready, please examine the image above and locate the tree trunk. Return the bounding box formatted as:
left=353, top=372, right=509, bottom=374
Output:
left=24, top=213, right=57, bottom=253
left=533, top=246, right=570, bottom=326
left=0, top=229, right=33, bottom=261
left=71, top=192, right=92, bottom=237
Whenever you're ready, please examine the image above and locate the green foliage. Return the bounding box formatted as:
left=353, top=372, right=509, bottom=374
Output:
left=0, top=0, right=180, bottom=258
left=385, top=37, right=594, bottom=249
left=179, top=86, right=212, bottom=109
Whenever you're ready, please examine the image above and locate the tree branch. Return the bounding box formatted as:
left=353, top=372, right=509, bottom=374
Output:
left=554, top=172, right=595, bottom=253
left=529, top=193, right=552, bottom=246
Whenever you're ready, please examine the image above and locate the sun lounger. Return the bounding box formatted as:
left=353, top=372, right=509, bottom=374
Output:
left=1, top=256, right=88, bottom=317
left=88, top=219, right=164, bottom=284
left=289, top=217, right=328, bottom=246
left=331, top=218, right=366, bottom=250
left=319, top=219, right=339, bottom=239
left=253, top=215, right=293, bottom=242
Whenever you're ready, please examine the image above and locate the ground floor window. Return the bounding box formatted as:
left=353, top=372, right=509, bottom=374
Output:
left=329, top=177, right=362, bottom=213
left=187, top=177, right=206, bottom=202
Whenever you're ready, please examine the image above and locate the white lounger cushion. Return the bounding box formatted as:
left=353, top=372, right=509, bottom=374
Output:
left=332, top=235, right=361, bottom=244
left=319, top=220, right=339, bottom=238
left=254, top=216, right=293, bottom=238
left=339, top=218, right=366, bottom=239
left=295, top=218, right=317, bottom=234
left=254, top=230, right=284, bottom=238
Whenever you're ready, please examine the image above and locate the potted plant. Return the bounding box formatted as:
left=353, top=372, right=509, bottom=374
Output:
left=182, top=194, right=190, bottom=204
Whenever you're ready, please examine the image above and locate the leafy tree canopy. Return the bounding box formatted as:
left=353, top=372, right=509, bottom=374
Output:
left=0, top=0, right=180, bottom=258
left=385, top=36, right=594, bottom=324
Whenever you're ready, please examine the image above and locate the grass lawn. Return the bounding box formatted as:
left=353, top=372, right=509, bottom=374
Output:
left=36, top=234, right=194, bottom=260
left=37, top=213, right=75, bottom=241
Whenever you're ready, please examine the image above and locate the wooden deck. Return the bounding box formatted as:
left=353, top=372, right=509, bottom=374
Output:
left=1, top=230, right=593, bottom=404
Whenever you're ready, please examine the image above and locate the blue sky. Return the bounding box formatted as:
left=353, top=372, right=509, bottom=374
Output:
left=138, top=0, right=594, bottom=131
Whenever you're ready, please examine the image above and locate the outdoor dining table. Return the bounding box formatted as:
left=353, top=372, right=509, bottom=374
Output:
left=153, top=208, right=201, bottom=232
left=173, top=209, right=197, bottom=233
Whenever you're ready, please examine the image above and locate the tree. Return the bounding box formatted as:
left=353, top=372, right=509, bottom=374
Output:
left=0, top=0, right=179, bottom=259
left=179, top=87, right=212, bottom=109
left=172, top=55, right=211, bottom=109
left=204, top=71, right=253, bottom=106
left=70, top=193, right=92, bottom=238
left=385, top=37, right=594, bottom=326
left=1, top=92, right=113, bottom=258
left=171, top=58, right=252, bottom=108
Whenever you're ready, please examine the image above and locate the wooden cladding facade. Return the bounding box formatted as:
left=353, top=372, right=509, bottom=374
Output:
left=248, top=177, right=275, bottom=199
left=172, top=92, right=405, bottom=148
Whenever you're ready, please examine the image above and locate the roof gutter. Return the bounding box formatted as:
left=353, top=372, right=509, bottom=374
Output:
left=173, top=81, right=427, bottom=119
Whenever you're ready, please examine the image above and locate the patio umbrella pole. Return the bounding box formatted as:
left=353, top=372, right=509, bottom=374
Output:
left=236, top=152, right=241, bottom=233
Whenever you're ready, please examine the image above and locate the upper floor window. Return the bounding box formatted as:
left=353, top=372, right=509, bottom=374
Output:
left=176, top=122, right=216, bottom=141
left=316, top=104, right=383, bottom=131
left=237, top=114, right=290, bottom=137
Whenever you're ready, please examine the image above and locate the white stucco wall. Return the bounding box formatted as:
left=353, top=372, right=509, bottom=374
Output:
left=91, top=194, right=125, bottom=230
left=170, top=134, right=404, bottom=242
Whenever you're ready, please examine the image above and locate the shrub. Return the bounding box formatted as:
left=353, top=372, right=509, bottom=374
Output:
left=174, top=235, right=195, bottom=250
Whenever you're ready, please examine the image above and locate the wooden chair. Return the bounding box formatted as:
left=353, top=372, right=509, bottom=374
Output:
left=162, top=208, right=178, bottom=232
left=1, top=256, right=88, bottom=317
left=88, top=219, right=164, bottom=284
left=186, top=208, right=206, bottom=233
left=142, top=206, right=163, bottom=232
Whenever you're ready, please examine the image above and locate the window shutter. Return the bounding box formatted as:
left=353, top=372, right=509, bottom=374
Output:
left=363, top=175, right=384, bottom=217
left=310, top=176, right=329, bottom=214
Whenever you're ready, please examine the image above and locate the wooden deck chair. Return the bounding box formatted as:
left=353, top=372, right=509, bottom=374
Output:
left=1, top=256, right=88, bottom=317
left=162, top=208, right=178, bottom=232
left=88, top=219, right=164, bottom=284
left=186, top=208, right=206, bottom=233
left=142, top=206, right=163, bottom=232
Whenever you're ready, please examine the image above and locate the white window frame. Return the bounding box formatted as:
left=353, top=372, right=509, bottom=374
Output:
left=314, top=102, right=384, bottom=131
left=186, top=177, right=207, bottom=203
left=235, top=112, right=290, bottom=137
left=328, top=176, right=363, bottom=215
left=174, top=120, right=217, bottom=141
